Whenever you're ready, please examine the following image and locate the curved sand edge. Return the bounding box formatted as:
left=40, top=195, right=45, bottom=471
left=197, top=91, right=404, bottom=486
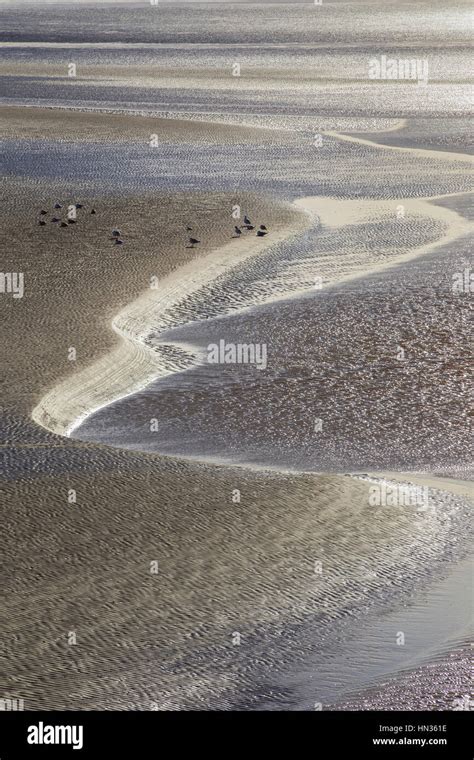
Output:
left=30, top=108, right=473, bottom=443
left=32, top=208, right=311, bottom=437
left=367, top=471, right=473, bottom=502
left=32, top=190, right=472, bottom=440
left=295, top=193, right=473, bottom=281
left=325, top=128, right=473, bottom=164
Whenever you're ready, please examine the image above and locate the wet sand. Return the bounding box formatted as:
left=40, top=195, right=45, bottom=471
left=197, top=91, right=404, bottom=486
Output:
left=0, top=107, right=300, bottom=424
left=30, top=187, right=472, bottom=439
left=1, top=103, right=472, bottom=711
left=0, top=104, right=282, bottom=144
left=30, top=199, right=308, bottom=437
left=332, top=646, right=472, bottom=711
left=2, top=447, right=471, bottom=710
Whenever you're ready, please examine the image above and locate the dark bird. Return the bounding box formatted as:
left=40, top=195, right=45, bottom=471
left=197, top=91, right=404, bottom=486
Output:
left=51, top=217, right=60, bottom=223
left=40, top=210, right=47, bottom=216
left=68, top=219, right=77, bottom=224
left=256, top=229, right=267, bottom=237
left=60, top=222, right=68, bottom=228
left=115, top=239, right=124, bottom=245
left=243, top=224, right=254, bottom=230
left=243, top=215, right=251, bottom=225
left=233, top=226, right=242, bottom=236
left=39, top=220, right=46, bottom=226
left=188, top=237, right=200, bottom=248
left=259, top=225, right=267, bottom=231
left=75, top=203, right=83, bottom=209
left=186, top=226, right=193, bottom=231
left=54, top=203, right=62, bottom=209
left=112, top=228, right=121, bottom=237
left=91, top=209, right=96, bottom=215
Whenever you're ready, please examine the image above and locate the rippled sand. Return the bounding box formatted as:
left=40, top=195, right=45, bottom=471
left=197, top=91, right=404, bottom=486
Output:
left=77, top=190, right=472, bottom=475
left=1, top=157, right=298, bottom=425
left=0, top=105, right=279, bottom=145
left=1, top=1, right=472, bottom=710
left=2, top=448, right=472, bottom=709
left=2, top=163, right=472, bottom=709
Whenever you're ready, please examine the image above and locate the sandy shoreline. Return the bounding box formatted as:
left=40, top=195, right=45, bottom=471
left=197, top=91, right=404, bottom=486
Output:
left=2, top=104, right=469, bottom=443
left=32, top=190, right=472, bottom=440
left=0, top=104, right=284, bottom=143
left=1, top=174, right=299, bottom=421
left=32, top=205, right=310, bottom=436
left=2, top=105, right=470, bottom=461
left=326, top=128, right=473, bottom=164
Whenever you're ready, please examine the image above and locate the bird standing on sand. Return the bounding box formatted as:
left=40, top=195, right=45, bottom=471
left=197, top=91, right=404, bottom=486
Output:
left=233, top=226, right=242, bottom=237
left=244, top=215, right=251, bottom=225
left=40, top=210, right=47, bottom=216
left=256, top=229, right=267, bottom=237
left=186, top=226, right=193, bottom=231
left=91, top=209, right=96, bottom=215
left=188, top=237, right=200, bottom=248
left=54, top=203, right=62, bottom=210
left=112, top=229, right=121, bottom=238
left=60, top=222, right=68, bottom=228
left=259, top=225, right=267, bottom=231
left=115, top=239, right=124, bottom=246
left=51, top=217, right=60, bottom=223
left=39, top=220, right=46, bottom=226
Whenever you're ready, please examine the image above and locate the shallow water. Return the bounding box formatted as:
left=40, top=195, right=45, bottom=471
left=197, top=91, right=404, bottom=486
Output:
left=2, top=2, right=471, bottom=45
left=248, top=554, right=473, bottom=710
left=1, top=1, right=472, bottom=131
left=76, top=203, right=472, bottom=475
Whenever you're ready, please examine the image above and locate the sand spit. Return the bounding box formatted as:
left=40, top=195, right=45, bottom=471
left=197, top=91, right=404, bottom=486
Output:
left=368, top=472, right=474, bottom=502
left=32, top=191, right=472, bottom=440
left=0, top=180, right=296, bottom=430
left=5, top=101, right=466, bottom=447
left=325, top=128, right=473, bottom=164
left=32, top=206, right=309, bottom=437
left=0, top=105, right=283, bottom=144
left=295, top=193, right=473, bottom=278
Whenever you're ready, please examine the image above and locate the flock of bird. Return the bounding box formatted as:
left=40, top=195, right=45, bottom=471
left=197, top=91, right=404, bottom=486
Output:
left=37, top=203, right=126, bottom=245
left=38, top=205, right=268, bottom=250
left=187, top=215, right=268, bottom=248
